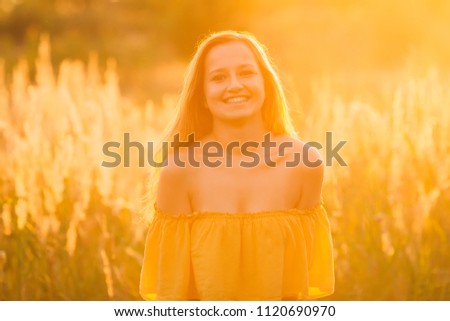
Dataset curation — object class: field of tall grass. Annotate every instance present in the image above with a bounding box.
[0,35,449,300]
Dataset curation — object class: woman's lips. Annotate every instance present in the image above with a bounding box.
[224,96,249,104]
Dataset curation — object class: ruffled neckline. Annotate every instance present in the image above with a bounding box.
[153,202,324,219]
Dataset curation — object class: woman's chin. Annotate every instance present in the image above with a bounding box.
[215,113,260,124]
[212,107,263,123]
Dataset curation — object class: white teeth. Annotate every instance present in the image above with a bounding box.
[225,96,248,103]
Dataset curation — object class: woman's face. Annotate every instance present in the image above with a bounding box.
[202,41,265,123]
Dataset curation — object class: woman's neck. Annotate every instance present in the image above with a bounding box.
[205,115,275,161]
[210,116,268,146]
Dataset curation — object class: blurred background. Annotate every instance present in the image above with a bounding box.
[0,0,449,300]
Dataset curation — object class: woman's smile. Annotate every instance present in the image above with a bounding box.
[223,95,250,105]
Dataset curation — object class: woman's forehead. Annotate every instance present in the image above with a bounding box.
[203,41,259,72]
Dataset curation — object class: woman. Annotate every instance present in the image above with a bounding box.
[140,30,334,300]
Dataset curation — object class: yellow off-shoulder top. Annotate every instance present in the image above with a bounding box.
[139,203,335,301]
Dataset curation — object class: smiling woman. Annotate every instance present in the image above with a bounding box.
[139,30,335,300]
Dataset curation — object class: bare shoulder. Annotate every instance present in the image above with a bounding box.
[155,149,193,214]
[275,134,324,209]
[274,134,323,167]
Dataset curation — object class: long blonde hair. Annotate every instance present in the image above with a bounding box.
[141,30,298,222]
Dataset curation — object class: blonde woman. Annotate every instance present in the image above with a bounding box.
[140,30,334,300]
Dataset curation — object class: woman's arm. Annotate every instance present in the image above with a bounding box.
[155,152,193,214]
[296,143,324,209]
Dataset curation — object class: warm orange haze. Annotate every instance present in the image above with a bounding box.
[0,0,450,300]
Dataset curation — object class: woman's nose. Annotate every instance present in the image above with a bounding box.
[227,74,244,91]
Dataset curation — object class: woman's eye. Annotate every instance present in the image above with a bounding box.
[211,74,225,81]
[240,70,256,76]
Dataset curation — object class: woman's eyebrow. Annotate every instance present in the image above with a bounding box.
[207,64,257,75]
[207,67,226,75]
[237,63,257,69]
